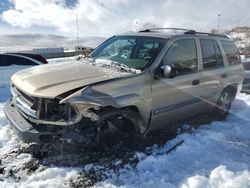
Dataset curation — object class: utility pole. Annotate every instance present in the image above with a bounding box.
[135,20,138,32]
[217,14,221,33]
[76,13,79,47]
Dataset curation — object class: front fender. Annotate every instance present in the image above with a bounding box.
[60,86,151,130]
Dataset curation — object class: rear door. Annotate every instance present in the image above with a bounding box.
[151,37,203,129]
[198,38,226,107]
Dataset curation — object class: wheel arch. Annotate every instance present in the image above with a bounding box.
[222,83,238,100]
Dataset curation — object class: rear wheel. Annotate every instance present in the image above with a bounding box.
[216,89,234,119]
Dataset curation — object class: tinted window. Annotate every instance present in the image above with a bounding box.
[200,39,224,69]
[0,55,39,66]
[8,53,48,64]
[213,41,224,66]
[162,39,198,75]
[5,55,38,66]
[221,41,241,66]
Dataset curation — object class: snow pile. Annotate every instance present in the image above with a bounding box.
[0,103,80,188]
[98,94,250,188]
[226,27,250,51]
[1,82,250,187]
[77,56,141,77]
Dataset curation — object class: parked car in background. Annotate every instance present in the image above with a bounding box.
[0,54,43,88]
[7,53,48,64]
[241,61,250,94]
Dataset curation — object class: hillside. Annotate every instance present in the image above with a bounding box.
[225,26,250,53]
[0,34,106,52]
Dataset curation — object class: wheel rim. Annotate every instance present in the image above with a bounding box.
[219,91,231,114]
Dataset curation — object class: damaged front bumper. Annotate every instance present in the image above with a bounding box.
[4,100,90,143]
[4,100,59,143]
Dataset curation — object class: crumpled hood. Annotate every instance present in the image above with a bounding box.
[11,60,120,98]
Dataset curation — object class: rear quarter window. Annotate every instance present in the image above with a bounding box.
[221,41,241,66]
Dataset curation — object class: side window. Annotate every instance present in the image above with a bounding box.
[162,39,198,75]
[1,55,38,66]
[221,41,241,66]
[201,39,224,69]
[213,41,224,67]
[200,39,216,69]
[16,57,38,65]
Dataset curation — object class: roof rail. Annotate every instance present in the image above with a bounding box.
[185,30,230,39]
[139,28,229,39]
[139,28,192,32]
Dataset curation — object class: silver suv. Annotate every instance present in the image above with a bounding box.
[4,28,244,144]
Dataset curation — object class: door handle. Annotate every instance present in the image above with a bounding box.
[192,79,200,85]
[221,73,227,78]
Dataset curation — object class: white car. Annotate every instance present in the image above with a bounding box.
[242,61,250,94]
[0,54,43,100]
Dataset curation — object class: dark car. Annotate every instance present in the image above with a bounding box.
[0,54,42,88]
[7,53,48,64]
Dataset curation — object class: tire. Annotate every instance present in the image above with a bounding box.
[95,109,143,146]
[216,89,234,119]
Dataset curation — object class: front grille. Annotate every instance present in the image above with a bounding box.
[11,84,38,119]
[16,87,36,104]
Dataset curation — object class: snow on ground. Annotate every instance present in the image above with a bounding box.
[0,103,81,188]
[0,90,250,187]
[0,56,250,187]
[100,94,250,188]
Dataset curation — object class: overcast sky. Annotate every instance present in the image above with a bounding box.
[0,0,250,37]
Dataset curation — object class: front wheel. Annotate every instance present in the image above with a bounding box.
[95,109,144,146]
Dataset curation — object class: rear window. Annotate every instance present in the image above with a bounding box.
[221,41,241,66]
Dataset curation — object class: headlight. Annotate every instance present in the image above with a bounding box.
[43,99,77,121]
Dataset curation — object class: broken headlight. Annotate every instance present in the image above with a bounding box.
[41,99,78,122]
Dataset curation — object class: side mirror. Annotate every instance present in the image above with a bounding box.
[160,65,176,78]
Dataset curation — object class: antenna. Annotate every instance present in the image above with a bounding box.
[76,13,79,47]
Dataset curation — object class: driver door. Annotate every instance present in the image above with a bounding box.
[151,38,203,129]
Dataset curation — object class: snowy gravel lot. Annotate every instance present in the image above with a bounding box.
[0,57,250,187]
[0,93,250,187]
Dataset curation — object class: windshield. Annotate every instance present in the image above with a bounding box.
[90,36,166,70]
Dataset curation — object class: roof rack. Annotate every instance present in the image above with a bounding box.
[139,28,229,39]
[139,28,192,33]
[184,30,230,39]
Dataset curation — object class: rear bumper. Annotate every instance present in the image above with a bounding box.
[4,100,59,143]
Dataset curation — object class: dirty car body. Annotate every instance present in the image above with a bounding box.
[4,30,244,143]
